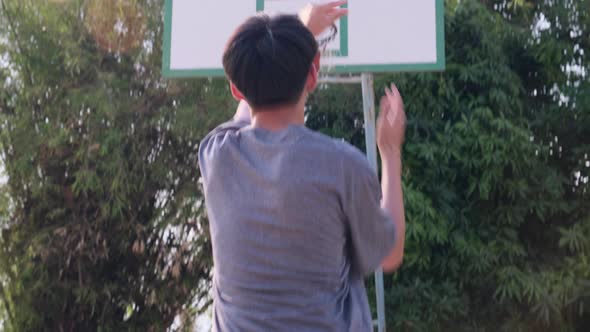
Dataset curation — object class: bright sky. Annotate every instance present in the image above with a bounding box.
[1,37,9,185]
[0,163,6,185]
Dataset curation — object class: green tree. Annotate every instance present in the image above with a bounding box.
[0,0,225,330]
[309,1,589,330]
[1,0,589,331]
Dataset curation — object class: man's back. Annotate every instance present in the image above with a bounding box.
[199,121,396,331]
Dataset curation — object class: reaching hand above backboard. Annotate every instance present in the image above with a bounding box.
[298,1,348,37]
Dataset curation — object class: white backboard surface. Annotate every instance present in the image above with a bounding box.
[163,0,445,77]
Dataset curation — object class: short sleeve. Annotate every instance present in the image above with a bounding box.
[198,119,249,181]
[342,148,396,276]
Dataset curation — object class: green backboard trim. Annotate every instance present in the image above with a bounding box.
[162,0,173,78]
[436,0,446,71]
[339,2,349,57]
[162,0,446,78]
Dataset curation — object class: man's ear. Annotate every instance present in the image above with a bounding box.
[305,53,321,93]
[229,82,245,101]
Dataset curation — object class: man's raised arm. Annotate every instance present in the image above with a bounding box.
[377,84,407,272]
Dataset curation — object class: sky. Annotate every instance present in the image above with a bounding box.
[1,37,6,185]
[0,163,5,185]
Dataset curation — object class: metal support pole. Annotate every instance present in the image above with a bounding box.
[361,73,386,332]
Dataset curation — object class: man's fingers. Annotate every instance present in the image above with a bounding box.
[385,86,395,101]
[386,84,404,108]
[390,83,401,98]
[389,83,407,125]
[387,109,397,126]
[379,95,396,127]
[323,0,347,9]
[379,96,389,113]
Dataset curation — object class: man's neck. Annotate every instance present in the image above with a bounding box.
[251,103,305,131]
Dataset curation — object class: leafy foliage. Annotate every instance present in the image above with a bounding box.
[0,0,230,330]
[0,0,589,331]
[309,1,590,331]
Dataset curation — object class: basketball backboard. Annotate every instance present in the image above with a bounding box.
[162,0,445,77]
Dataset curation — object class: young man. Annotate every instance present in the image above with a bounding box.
[198,2,406,331]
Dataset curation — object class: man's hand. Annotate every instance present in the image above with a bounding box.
[377,83,406,157]
[377,83,407,272]
[299,1,348,37]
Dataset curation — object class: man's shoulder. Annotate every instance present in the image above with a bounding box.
[202,119,249,142]
[199,120,248,153]
[198,119,249,179]
[301,128,372,172]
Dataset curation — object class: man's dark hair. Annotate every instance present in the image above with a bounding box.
[223,14,319,109]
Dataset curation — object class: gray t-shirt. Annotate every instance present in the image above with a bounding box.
[199,120,396,332]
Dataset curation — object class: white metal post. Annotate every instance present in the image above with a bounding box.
[361,73,386,332]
